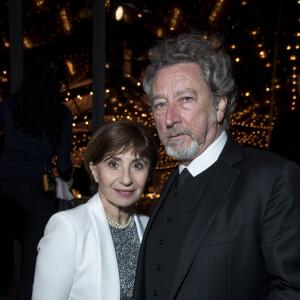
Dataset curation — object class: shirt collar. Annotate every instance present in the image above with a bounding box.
[179,131,227,177]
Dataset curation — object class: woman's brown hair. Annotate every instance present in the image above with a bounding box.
[84,120,158,184]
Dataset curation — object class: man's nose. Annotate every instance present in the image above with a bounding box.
[165,102,181,128]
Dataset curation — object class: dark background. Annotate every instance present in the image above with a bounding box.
[0,0,299,195]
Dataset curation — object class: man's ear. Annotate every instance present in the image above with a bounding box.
[89,162,98,183]
[216,96,227,123]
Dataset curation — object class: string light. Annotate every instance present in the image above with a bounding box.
[60,8,71,34]
[115,6,124,21]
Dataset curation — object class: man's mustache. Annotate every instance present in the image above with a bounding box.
[164,127,195,139]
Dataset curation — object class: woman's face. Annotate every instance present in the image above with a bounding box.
[89,149,150,214]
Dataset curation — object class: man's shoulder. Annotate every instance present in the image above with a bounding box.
[226,135,291,167]
[243,144,285,161]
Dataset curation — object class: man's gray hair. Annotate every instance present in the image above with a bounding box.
[143,32,237,130]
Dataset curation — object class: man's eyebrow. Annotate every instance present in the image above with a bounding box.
[151,89,196,102]
[151,95,166,102]
[176,88,197,96]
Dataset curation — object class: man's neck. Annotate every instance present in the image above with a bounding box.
[178,131,227,176]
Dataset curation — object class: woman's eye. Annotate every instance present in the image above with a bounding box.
[133,162,143,169]
[108,161,118,168]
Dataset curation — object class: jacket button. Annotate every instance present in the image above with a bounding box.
[173,191,178,197]
[156,264,161,270]
[153,290,159,296]
[158,239,164,245]
[167,217,172,222]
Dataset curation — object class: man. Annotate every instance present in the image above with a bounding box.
[133,32,300,299]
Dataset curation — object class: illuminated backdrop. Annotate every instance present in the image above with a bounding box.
[0,0,299,197]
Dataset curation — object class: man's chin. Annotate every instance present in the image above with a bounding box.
[165,140,199,161]
[166,136,188,149]
[166,147,193,161]
[165,141,185,154]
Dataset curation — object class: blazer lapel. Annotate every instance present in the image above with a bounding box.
[169,137,243,299]
[88,194,120,300]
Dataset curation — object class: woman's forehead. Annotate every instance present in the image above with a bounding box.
[104,147,143,159]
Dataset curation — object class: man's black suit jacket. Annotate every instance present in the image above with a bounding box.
[134,136,300,299]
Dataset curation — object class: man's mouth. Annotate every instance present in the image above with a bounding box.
[169,134,186,140]
[165,127,192,139]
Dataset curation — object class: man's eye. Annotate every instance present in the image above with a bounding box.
[154,102,166,110]
[182,97,192,102]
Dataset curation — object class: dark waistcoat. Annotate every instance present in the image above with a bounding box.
[144,164,215,299]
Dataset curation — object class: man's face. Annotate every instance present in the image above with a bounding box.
[151,62,226,165]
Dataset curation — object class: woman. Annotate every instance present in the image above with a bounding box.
[32,120,158,300]
[0,57,72,299]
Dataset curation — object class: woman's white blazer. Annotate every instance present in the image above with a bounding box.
[32,193,149,300]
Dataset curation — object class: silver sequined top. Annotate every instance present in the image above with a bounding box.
[109,221,140,300]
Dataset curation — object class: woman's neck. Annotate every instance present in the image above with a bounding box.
[104,205,133,226]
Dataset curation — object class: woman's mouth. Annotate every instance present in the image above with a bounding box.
[115,189,135,197]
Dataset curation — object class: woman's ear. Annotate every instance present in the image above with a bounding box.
[89,162,98,183]
[216,96,227,123]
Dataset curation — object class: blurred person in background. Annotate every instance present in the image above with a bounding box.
[32,120,158,300]
[0,57,73,300]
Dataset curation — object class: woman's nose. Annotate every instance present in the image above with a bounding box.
[119,169,133,186]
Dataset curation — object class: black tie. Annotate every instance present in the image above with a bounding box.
[178,168,192,188]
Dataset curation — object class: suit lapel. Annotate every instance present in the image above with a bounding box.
[169,137,243,299]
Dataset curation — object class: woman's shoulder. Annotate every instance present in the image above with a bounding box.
[53,194,102,226]
[50,201,93,230]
